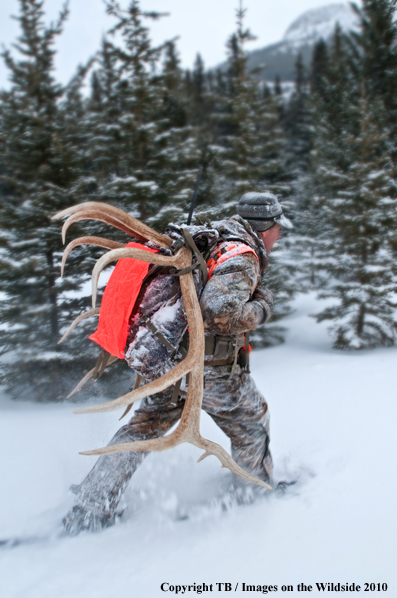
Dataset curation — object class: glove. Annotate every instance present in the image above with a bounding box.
[252,285,274,323]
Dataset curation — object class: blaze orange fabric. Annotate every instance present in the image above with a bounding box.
[242,344,253,354]
[89,242,158,359]
[207,241,258,280]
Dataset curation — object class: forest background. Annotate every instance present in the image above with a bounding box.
[1,0,397,402]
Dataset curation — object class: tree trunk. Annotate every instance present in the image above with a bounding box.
[310,244,315,286]
[357,303,365,337]
[46,249,59,337]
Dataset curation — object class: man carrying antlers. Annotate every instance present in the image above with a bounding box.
[63,192,292,535]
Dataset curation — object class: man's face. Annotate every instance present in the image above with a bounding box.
[259,223,281,254]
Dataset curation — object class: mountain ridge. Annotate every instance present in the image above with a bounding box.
[217,3,360,82]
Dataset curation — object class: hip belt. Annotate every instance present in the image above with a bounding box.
[204,333,250,371]
[171,332,251,406]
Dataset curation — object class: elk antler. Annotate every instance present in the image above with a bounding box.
[74,248,204,414]
[60,210,149,245]
[55,203,272,490]
[58,307,101,345]
[67,354,119,399]
[61,236,124,276]
[52,201,173,249]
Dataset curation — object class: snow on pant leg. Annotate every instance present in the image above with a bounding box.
[63,388,184,533]
[202,365,273,484]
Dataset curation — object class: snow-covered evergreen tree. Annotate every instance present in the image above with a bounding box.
[308,25,360,292]
[283,52,318,293]
[82,1,200,230]
[314,24,359,179]
[0,0,96,399]
[284,54,312,176]
[212,7,288,209]
[187,53,208,128]
[203,3,294,346]
[350,0,397,156]
[309,10,397,348]
[315,94,397,348]
[310,38,329,96]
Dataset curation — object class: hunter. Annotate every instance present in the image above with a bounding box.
[63,191,293,535]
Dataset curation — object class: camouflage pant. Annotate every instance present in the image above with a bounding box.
[63,365,272,534]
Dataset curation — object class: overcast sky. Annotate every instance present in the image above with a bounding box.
[0,0,351,89]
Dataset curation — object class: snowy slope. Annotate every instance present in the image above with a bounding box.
[0,293,396,598]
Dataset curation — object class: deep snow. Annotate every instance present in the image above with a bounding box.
[0,293,396,598]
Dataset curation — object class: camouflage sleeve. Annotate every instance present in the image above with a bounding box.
[200,253,274,336]
[124,294,187,380]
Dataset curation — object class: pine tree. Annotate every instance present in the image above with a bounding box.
[82,1,200,229]
[274,75,282,97]
[350,0,397,138]
[209,3,289,211]
[185,53,207,127]
[162,40,187,129]
[315,24,359,177]
[284,53,312,175]
[315,94,397,348]
[203,2,294,345]
[0,0,95,400]
[309,12,397,348]
[282,54,315,292]
[308,25,359,293]
[310,38,329,96]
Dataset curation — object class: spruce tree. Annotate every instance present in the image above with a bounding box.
[282,54,316,292]
[315,94,397,348]
[284,53,312,176]
[310,38,329,96]
[83,1,199,229]
[162,40,187,129]
[310,15,397,348]
[209,4,289,210]
[0,0,95,400]
[204,3,294,345]
[190,54,206,126]
[308,25,360,294]
[350,0,397,138]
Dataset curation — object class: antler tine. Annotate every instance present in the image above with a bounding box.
[78,265,203,414]
[61,236,124,277]
[58,307,100,345]
[91,246,187,309]
[67,355,119,399]
[52,201,173,249]
[193,438,273,490]
[75,247,197,414]
[61,210,147,245]
[81,437,272,490]
[74,368,189,414]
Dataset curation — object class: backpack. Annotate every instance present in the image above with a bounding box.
[53,201,271,491]
[61,218,257,396]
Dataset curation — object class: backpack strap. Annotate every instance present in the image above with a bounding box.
[206,241,259,281]
[181,227,208,286]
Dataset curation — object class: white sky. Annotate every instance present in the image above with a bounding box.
[0,0,349,89]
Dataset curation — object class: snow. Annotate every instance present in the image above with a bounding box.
[0,292,396,597]
[283,3,359,44]
[61,268,114,300]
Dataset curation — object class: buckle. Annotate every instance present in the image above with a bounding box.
[170,238,185,254]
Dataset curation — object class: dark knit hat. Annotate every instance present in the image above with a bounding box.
[237,192,293,232]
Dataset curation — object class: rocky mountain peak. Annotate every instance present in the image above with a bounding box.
[283,3,359,45]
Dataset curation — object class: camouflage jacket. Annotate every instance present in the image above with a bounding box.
[124,216,274,379]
